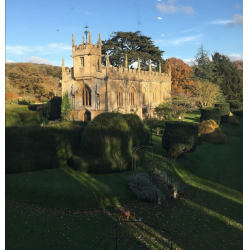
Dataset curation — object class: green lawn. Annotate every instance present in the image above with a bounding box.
[5,113,243,250]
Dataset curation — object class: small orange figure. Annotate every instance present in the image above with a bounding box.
[118,211,135,221]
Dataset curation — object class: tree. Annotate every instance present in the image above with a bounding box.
[211,52,243,102]
[164,57,194,96]
[101,31,164,70]
[61,91,71,121]
[191,80,224,108]
[192,45,214,82]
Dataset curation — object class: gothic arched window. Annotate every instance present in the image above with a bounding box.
[117,86,124,107]
[142,86,148,105]
[82,85,91,106]
[152,87,157,104]
[129,86,136,106]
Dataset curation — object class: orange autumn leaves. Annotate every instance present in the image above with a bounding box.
[164,57,194,96]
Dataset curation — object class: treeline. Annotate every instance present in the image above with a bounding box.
[5,63,63,99]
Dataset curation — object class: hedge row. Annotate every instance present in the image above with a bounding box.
[5,121,88,174]
[200,107,221,125]
[5,111,43,127]
[214,103,230,123]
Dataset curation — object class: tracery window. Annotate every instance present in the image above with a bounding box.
[82,85,91,106]
[129,86,136,106]
[117,86,124,107]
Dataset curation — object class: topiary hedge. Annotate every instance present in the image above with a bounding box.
[199,120,226,144]
[122,114,150,146]
[227,100,243,116]
[46,97,62,120]
[214,103,230,123]
[81,113,133,173]
[5,121,88,174]
[5,112,23,127]
[200,107,221,125]
[162,121,199,158]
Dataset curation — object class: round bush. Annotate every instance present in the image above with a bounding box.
[200,107,221,125]
[199,120,226,144]
[81,113,133,173]
[162,121,199,158]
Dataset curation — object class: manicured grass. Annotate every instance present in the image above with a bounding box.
[5,113,243,249]
[5,104,29,112]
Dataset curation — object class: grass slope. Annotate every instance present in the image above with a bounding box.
[5,113,243,250]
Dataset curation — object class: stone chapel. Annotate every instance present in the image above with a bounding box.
[61,30,171,121]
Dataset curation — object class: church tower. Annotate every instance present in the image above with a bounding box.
[70,30,102,80]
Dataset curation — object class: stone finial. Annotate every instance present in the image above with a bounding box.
[106,52,109,67]
[169,64,171,77]
[62,57,65,70]
[149,59,152,72]
[72,33,75,46]
[125,53,128,68]
[89,30,92,43]
[138,57,140,74]
[159,61,161,74]
[82,36,85,44]
[98,33,101,48]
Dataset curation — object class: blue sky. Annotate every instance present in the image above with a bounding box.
[5,0,244,68]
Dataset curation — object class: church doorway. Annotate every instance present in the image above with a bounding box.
[84,110,91,121]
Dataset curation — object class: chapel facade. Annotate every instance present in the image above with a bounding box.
[61,30,171,121]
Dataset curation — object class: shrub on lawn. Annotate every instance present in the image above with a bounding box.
[199,119,226,144]
[5,112,23,127]
[122,114,150,146]
[214,103,230,123]
[162,121,199,158]
[18,111,43,127]
[227,100,243,116]
[28,103,46,112]
[200,107,221,125]
[127,168,181,203]
[81,113,133,173]
[46,97,62,120]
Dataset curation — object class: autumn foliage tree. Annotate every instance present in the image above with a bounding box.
[164,57,194,96]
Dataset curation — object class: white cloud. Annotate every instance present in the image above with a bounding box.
[5,60,15,63]
[233,14,243,25]
[209,14,243,27]
[157,17,162,19]
[183,58,196,66]
[26,57,52,64]
[156,0,194,15]
[6,43,71,56]
[227,53,243,61]
[209,20,232,25]
[180,27,198,33]
[154,34,202,46]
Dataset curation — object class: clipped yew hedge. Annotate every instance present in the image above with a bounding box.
[80,113,148,173]
[200,107,221,125]
[46,97,62,120]
[122,114,150,146]
[5,121,88,174]
[162,121,199,158]
[214,103,230,123]
[227,100,243,116]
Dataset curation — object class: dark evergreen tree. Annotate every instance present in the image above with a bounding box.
[192,45,214,82]
[101,31,164,70]
[61,91,71,121]
[212,52,243,102]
